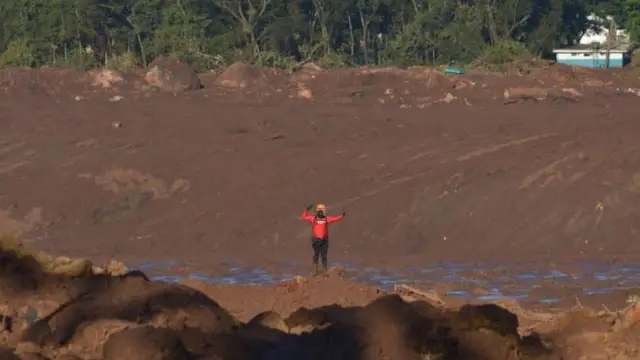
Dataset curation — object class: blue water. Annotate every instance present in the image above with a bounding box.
[132,259,640,304]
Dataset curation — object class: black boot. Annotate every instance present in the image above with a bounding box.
[322,261,328,276]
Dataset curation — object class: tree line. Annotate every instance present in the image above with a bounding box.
[0,0,637,71]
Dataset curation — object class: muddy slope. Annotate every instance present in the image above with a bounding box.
[1,65,640,265]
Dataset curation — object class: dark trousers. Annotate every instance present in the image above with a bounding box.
[312,237,329,269]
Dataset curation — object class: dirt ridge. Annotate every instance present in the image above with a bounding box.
[0,244,638,360]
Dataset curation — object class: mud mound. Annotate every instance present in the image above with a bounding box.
[145,56,202,92]
[214,62,272,89]
[0,236,126,292]
[103,326,191,360]
[253,294,550,360]
[22,274,237,346]
[0,245,237,358]
[1,243,640,359]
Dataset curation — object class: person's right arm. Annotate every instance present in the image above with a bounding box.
[301,205,314,223]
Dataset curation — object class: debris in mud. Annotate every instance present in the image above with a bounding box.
[302,62,322,72]
[561,88,582,97]
[215,62,270,89]
[503,86,579,104]
[437,93,457,104]
[503,87,548,101]
[394,284,446,307]
[621,88,640,96]
[296,84,313,99]
[87,69,124,89]
[144,56,202,92]
[92,259,129,276]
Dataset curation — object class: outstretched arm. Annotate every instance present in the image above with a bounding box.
[326,213,346,224]
[301,205,315,223]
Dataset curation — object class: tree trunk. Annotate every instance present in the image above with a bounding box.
[137,32,147,67]
[348,13,355,58]
[250,29,260,61]
[359,9,369,65]
[312,0,331,54]
[485,4,498,45]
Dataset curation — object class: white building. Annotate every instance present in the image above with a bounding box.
[552,14,632,68]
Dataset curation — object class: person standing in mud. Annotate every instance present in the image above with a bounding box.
[301,204,346,276]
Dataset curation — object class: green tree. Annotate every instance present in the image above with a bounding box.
[0,0,609,70]
[625,0,640,41]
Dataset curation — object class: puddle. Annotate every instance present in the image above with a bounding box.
[539,298,562,304]
[132,259,640,305]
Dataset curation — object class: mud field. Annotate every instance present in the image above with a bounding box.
[1,60,640,358]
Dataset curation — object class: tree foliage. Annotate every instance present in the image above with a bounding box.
[0,0,637,70]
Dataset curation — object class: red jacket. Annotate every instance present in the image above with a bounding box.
[302,209,344,239]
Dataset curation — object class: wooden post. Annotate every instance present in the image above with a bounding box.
[605,17,618,69]
[591,42,600,68]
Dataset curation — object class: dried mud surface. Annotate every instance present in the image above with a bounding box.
[1,63,640,265]
[2,62,640,358]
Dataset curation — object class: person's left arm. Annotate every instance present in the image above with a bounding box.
[326,212,346,224]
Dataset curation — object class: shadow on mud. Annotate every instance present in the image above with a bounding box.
[0,249,559,360]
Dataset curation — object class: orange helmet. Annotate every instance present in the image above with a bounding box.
[315,204,327,213]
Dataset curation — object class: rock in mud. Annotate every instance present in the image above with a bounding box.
[46,257,93,278]
[296,85,313,99]
[247,311,288,332]
[285,307,331,331]
[144,57,201,92]
[21,274,237,347]
[103,326,191,360]
[454,304,520,344]
[150,305,238,333]
[214,62,264,89]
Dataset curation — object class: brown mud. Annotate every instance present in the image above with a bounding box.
[0,242,639,360]
[1,62,640,265]
[2,60,640,358]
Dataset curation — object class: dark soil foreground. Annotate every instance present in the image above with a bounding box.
[0,243,640,360]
